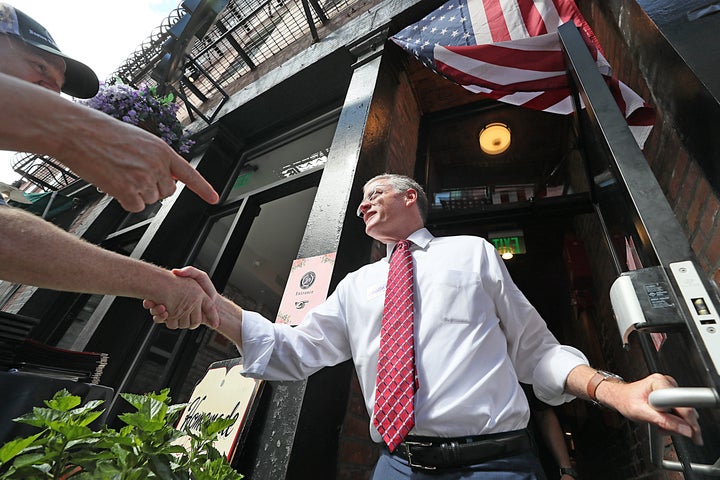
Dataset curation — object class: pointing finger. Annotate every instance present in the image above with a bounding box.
[170,158,219,205]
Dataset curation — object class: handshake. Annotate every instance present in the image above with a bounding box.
[143,266,225,331]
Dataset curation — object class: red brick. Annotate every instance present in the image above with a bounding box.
[699,256,711,276]
[706,232,720,267]
[657,132,681,193]
[338,438,380,466]
[687,178,710,232]
[700,194,720,237]
[691,231,707,261]
[643,131,660,166]
[668,149,690,203]
[342,412,371,439]
[346,393,369,417]
[676,162,700,219]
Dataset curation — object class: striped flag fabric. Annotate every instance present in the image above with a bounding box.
[391,0,654,146]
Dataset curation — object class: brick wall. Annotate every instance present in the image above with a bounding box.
[580,0,720,286]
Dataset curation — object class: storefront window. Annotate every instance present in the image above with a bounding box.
[226,121,336,202]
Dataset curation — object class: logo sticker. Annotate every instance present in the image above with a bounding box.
[300,271,316,289]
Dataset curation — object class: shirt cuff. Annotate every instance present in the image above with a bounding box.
[532,345,589,405]
[239,311,276,378]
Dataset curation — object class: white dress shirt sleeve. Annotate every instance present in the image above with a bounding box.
[482,241,588,406]
[239,283,354,381]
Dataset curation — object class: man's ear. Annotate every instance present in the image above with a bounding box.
[404,188,418,207]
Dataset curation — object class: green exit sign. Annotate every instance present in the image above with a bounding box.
[488,230,526,255]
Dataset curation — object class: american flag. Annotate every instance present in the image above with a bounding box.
[391,0,653,146]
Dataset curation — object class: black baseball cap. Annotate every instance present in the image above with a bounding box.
[0,3,99,98]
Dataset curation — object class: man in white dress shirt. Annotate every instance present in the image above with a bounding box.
[147,173,701,479]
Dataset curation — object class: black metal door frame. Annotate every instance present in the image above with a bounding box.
[558,22,720,477]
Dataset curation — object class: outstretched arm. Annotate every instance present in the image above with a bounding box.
[0,72,219,212]
[0,207,218,329]
[565,365,702,444]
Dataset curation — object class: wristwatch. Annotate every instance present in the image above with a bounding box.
[587,370,625,404]
[560,466,578,478]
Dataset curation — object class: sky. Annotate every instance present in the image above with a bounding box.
[0,0,180,185]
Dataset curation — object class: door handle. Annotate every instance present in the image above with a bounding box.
[648,387,720,476]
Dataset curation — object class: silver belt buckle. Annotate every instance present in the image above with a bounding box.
[403,441,437,471]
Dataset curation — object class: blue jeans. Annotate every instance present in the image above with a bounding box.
[371,450,548,480]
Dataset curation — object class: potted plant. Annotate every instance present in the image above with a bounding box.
[80,83,194,155]
[0,389,243,479]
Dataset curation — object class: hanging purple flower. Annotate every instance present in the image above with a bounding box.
[80,83,195,155]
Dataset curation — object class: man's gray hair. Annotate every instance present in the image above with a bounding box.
[364,173,429,222]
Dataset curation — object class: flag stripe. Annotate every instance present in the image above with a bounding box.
[483,0,512,41]
[518,0,547,37]
[442,43,566,72]
[436,53,569,92]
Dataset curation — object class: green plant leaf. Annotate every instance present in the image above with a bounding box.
[202,417,236,438]
[10,451,46,469]
[0,433,41,464]
[45,389,82,411]
[15,406,65,427]
[56,424,95,439]
[117,412,166,432]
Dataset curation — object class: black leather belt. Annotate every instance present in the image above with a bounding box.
[393,429,532,471]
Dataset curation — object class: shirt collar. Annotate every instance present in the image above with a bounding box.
[384,227,433,260]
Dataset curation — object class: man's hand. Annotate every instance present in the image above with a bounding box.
[144,266,220,329]
[0,74,219,213]
[59,111,219,212]
[147,270,220,330]
[568,366,702,445]
[602,373,703,445]
[565,365,702,445]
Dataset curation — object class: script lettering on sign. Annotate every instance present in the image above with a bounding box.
[175,359,263,461]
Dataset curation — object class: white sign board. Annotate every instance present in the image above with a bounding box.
[175,359,263,461]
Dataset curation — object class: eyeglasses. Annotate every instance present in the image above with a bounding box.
[356,184,389,218]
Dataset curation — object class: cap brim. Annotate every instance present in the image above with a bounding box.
[31,43,99,99]
[62,56,100,99]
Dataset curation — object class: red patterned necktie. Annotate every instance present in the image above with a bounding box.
[373,239,415,452]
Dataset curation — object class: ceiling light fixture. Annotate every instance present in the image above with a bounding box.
[479,122,511,155]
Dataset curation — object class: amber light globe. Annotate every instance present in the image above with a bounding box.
[479,123,511,155]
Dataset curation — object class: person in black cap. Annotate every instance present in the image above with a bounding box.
[0,3,221,330]
[0,2,99,98]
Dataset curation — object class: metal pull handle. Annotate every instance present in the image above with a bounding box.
[648,387,720,476]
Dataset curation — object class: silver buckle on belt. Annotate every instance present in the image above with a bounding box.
[403,441,437,471]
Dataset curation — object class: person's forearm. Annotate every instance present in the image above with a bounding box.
[0,207,171,299]
[564,365,601,402]
[565,364,702,444]
[0,73,87,157]
[535,409,572,468]
[214,295,244,345]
